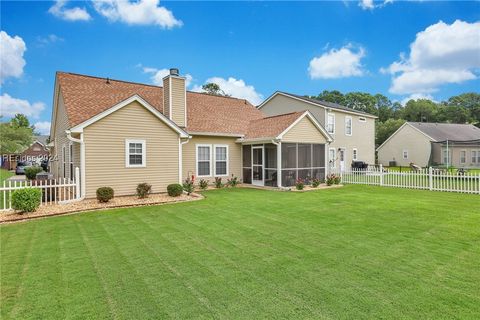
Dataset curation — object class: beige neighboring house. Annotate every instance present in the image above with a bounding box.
[258,92,377,171]
[49,70,333,198]
[377,122,480,168]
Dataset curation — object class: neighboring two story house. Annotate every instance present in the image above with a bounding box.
[258,92,377,171]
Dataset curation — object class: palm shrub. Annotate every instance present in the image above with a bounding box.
[136,183,152,199]
[214,177,223,188]
[25,166,43,180]
[167,184,183,197]
[183,176,195,195]
[96,187,114,202]
[12,188,41,213]
[199,179,208,190]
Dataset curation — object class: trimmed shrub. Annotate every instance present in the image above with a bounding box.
[227,175,239,188]
[183,177,195,195]
[167,184,183,197]
[25,166,43,180]
[199,179,209,190]
[214,177,223,189]
[136,183,152,199]
[325,174,340,186]
[12,188,41,213]
[96,187,114,203]
[295,178,305,190]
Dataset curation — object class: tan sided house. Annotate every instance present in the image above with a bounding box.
[377,122,480,168]
[258,92,377,171]
[49,70,333,198]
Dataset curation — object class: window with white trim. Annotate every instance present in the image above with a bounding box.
[329,148,336,168]
[327,113,335,134]
[126,139,146,167]
[69,143,74,180]
[352,148,358,161]
[214,145,228,176]
[345,116,352,136]
[472,151,477,163]
[460,150,466,164]
[442,148,451,165]
[403,149,408,160]
[197,145,211,176]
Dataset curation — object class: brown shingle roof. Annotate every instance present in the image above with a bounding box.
[56,72,265,135]
[244,111,305,139]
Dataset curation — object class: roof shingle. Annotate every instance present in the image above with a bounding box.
[408,122,480,142]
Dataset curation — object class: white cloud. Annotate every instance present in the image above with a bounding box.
[308,44,366,79]
[359,0,393,10]
[34,121,51,135]
[36,34,64,46]
[143,67,193,87]
[48,0,91,21]
[383,20,480,95]
[93,0,182,28]
[400,93,435,106]
[0,31,26,84]
[193,77,264,105]
[0,93,46,119]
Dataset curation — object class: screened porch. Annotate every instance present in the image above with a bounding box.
[242,143,326,187]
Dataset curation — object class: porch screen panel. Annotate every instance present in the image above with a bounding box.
[264,144,277,187]
[281,143,326,187]
[242,145,252,184]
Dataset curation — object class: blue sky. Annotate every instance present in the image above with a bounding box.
[1,0,479,134]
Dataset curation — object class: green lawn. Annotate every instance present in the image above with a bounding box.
[1,186,479,319]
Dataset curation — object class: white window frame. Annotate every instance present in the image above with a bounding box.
[327,113,335,134]
[196,144,212,177]
[125,139,146,168]
[345,116,352,136]
[359,117,366,122]
[214,144,229,177]
[403,149,408,160]
[442,148,451,165]
[477,150,480,164]
[460,150,466,164]
[69,142,74,180]
[472,150,477,163]
[352,148,358,161]
[329,148,336,168]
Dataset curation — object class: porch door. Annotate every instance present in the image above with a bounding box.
[252,146,264,186]
[339,148,346,171]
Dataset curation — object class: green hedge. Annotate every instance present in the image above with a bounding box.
[167,184,183,197]
[12,188,41,213]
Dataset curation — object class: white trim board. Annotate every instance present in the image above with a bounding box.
[69,95,189,138]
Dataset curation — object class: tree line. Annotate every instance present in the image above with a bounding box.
[307,91,480,146]
[0,114,36,154]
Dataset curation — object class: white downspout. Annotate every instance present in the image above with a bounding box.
[66,130,85,200]
[179,136,191,183]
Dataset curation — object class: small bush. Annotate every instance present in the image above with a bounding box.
[227,175,239,188]
[325,174,340,186]
[12,188,41,213]
[183,176,195,195]
[25,166,43,180]
[96,187,114,203]
[311,178,321,188]
[214,177,223,189]
[136,183,152,199]
[295,178,305,190]
[199,179,209,190]
[167,184,183,197]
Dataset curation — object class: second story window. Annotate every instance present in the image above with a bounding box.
[345,116,352,136]
[327,113,335,134]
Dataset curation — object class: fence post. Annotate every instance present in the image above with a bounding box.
[75,167,81,199]
[379,164,384,186]
[428,167,433,191]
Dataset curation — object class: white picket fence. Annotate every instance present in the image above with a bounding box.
[0,168,81,211]
[331,166,480,194]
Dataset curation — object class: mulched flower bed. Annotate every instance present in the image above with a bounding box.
[289,184,343,192]
[0,192,203,224]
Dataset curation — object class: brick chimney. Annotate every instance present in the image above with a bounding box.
[163,68,187,127]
